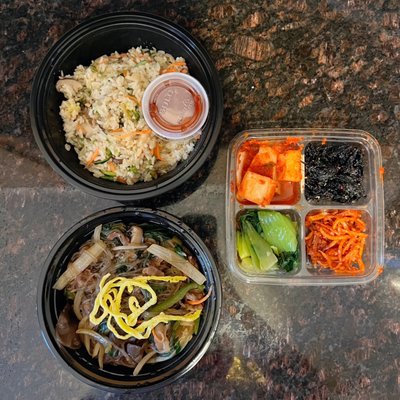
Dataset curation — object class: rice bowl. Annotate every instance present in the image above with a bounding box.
[31,11,223,201]
[37,206,222,391]
[57,47,195,184]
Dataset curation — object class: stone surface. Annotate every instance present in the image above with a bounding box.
[1,1,399,399]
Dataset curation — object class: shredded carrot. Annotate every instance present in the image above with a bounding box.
[319,250,332,268]
[114,133,132,140]
[161,67,177,74]
[307,212,328,223]
[108,162,117,173]
[160,61,187,74]
[171,61,186,66]
[377,265,384,276]
[109,53,127,59]
[305,210,368,274]
[110,128,124,133]
[135,129,151,134]
[116,176,127,184]
[321,137,327,145]
[153,143,162,160]
[76,123,84,133]
[86,149,100,166]
[113,129,152,139]
[127,94,139,103]
[186,287,212,305]
[305,231,313,241]
[333,217,356,230]
[115,133,132,140]
[319,228,350,241]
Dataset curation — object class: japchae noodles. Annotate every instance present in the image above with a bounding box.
[54,222,210,376]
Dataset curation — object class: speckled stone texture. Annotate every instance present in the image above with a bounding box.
[1,1,399,399]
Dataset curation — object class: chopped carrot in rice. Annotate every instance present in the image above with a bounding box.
[86,149,100,167]
[108,162,117,173]
[111,129,152,139]
[153,143,162,160]
[127,94,139,103]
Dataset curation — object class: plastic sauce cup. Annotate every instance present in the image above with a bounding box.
[142,73,209,140]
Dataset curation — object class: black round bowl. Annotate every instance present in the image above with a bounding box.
[30,12,223,201]
[37,207,222,392]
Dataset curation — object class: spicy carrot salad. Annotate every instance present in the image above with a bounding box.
[305,210,368,274]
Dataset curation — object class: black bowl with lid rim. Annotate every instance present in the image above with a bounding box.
[30,12,223,201]
[37,206,222,392]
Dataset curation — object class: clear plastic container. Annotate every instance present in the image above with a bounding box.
[226,129,384,286]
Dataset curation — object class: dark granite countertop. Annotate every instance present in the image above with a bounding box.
[1,1,399,399]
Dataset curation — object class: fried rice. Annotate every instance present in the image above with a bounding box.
[57,47,195,184]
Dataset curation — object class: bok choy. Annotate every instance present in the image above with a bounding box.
[236,210,299,273]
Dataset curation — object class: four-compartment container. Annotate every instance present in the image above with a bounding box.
[226,129,384,285]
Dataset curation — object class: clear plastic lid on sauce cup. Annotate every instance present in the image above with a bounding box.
[142,72,209,140]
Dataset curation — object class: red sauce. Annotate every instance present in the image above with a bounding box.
[271,182,301,205]
[236,183,300,206]
[149,79,203,134]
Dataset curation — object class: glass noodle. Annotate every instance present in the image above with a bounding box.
[54,222,209,376]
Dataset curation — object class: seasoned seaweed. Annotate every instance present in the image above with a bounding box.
[305,143,366,203]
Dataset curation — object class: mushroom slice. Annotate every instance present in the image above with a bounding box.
[56,78,83,98]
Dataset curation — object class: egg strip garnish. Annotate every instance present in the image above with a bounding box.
[89,274,201,340]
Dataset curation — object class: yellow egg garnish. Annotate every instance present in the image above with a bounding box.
[89,274,201,340]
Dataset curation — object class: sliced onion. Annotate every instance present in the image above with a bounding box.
[130,226,143,244]
[73,289,84,320]
[98,345,105,369]
[146,244,206,285]
[112,245,148,251]
[77,317,91,354]
[84,333,91,355]
[76,329,111,347]
[152,324,170,354]
[53,241,107,290]
[103,247,114,261]
[92,342,100,358]
[147,352,176,364]
[133,350,156,376]
[76,329,131,360]
[93,224,102,242]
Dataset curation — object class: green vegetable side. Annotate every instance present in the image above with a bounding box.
[236,210,299,273]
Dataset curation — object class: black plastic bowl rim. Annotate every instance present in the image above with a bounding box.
[37,206,222,392]
[30,12,223,201]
